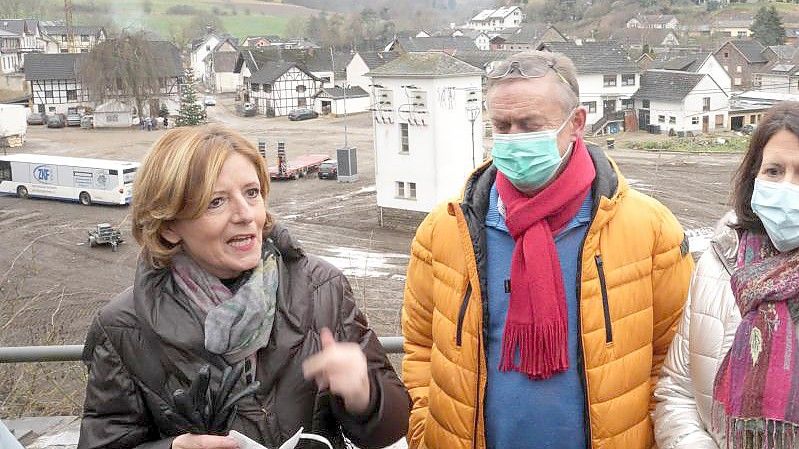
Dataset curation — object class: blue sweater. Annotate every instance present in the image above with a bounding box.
[484,182,593,449]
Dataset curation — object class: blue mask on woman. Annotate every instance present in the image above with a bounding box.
[491,114,572,191]
[751,179,799,252]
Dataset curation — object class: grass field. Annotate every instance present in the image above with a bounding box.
[62,0,317,38]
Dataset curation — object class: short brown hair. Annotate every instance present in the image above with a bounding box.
[132,125,273,268]
[486,50,580,114]
[732,101,799,232]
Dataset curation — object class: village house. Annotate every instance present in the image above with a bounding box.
[40,24,105,53]
[496,24,568,51]
[203,39,240,93]
[366,52,484,230]
[241,35,282,48]
[384,36,477,54]
[464,6,523,32]
[755,47,799,95]
[713,19,753,38]
[0,19,45,71]
[244,62,321,117]
[190,34,237,81]
[713,39,769,90]
[625,14,680,30]
[611,28,680,53]
[303,51,350,88]
[785,27,799,46]
[313,86,370,116]
[649,52,732,95]
[538,40,641,134]
[633,69,729,134]
[346,51,400,90]
[24,41,182,116]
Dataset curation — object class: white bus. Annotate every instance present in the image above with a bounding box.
[0,154,139,205]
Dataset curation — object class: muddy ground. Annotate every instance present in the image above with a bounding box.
[0,96,741,417]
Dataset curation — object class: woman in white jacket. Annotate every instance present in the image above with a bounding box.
[654,102,799,449]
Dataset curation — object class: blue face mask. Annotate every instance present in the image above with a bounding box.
[491,113,573,191]
[751,179,799,252]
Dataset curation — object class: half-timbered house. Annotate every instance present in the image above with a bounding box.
[247,62,321,117]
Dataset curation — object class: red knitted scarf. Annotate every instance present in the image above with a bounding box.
[495,138,595,379]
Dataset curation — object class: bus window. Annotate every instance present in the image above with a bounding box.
[0,161,10,181]
[123,168,137,184]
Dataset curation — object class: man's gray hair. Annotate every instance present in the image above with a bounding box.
[486,50,580,113]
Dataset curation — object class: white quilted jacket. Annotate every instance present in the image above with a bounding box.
[653,216,742,449]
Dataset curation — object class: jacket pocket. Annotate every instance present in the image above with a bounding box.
[455,283,472,347]
[595,255,613,344]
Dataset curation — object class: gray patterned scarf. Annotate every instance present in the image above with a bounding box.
[171,248,278,364]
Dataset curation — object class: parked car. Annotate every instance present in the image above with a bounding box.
[318,160,338,180]
[81,114,94,129]
[27,112,45,125]
[46,114,65,128]
[288,108,318,121]
[740,124,756,135]
[204,96,217,106]
[66,113,82,127]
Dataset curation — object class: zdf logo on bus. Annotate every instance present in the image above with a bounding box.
[33,165,55,184]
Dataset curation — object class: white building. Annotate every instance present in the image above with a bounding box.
[651,53,732,96]
[39,25,106,53]
[625,14,679,30]
[313,86,371,115]
[466,6,523,32]
[367,52,484,224]
[539,41,641,133]
[245,62,321,117]
[93,99,135,128]
[634,70,729,134]
[191,34,237,81]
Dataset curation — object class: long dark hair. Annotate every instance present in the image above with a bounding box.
[733,102,799,232]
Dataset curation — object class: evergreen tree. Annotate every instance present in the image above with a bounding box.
[176,70,204,127]
[752,5,785,46]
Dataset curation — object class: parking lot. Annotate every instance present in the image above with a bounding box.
[0,96,742,417]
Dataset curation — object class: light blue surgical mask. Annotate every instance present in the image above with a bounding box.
[751,178,799,252]
[491,113,573,191]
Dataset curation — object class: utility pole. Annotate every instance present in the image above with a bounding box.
[64,0,77,53]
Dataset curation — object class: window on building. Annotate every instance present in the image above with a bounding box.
[61,35,67,42]
[737,31,747,38]
[642,99,650,109]
[621,98,634,109]
[658,115,665,123]
[409,182,417,200]
[48,106,55,112]
[44,90,53,99]
[251,83,260,92]
[81,35,89,42]
[66,90,77,101]
[321,77,331,84]
[603,75,617,87]
[582,101,597,113]
[703,97,710,112]
[621,74,636,86]
[724,52,729,58]
[692,117,699,125]
[261,84,270,93]
[60,49,68,53]
[400,123,409,154]
[734,78,742,86]
[669,116,676,124]
[296,84,306,93]
[396,181,405,198]
[736,65,742,73]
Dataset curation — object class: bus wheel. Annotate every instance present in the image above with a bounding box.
[16,186,28,199]
[79,192,92,206]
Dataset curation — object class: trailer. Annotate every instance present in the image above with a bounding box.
[0,105,27,148]
[267,141,329,180]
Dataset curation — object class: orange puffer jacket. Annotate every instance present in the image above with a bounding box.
[402,147,694,449]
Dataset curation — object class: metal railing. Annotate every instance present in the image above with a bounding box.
[0,337,405,364]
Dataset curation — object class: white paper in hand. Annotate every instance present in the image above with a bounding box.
[228,428,333,449]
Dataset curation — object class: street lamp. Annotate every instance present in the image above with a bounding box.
[466,92,481,169]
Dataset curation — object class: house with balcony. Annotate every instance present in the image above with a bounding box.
[626,14,679,29]
[366,52,484,230]
[40,25,106,53]
[633,70,729,134]
[538,40,641,134]
[465,6,523,32]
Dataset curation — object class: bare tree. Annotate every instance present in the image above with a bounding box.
[80,31,169,119]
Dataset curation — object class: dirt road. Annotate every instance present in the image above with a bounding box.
[0,98,741,416]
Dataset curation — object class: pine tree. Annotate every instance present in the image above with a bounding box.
[176,69,205,127]
[752,5,785,46]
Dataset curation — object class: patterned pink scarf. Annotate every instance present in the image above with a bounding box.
[713,231,799,448]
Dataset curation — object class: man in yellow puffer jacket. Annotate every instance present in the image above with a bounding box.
[401,51,694,449]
